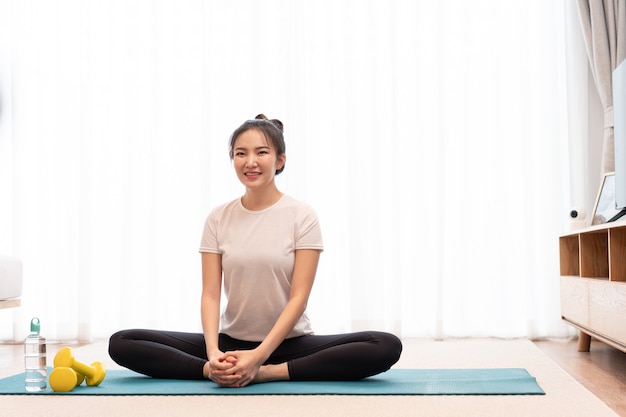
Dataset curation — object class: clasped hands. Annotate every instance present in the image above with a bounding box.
[207,349,264,388]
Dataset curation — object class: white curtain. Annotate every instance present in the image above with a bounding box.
[0,0,588,342]
[576,0,626,174]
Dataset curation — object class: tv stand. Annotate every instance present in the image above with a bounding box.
[560,221,626,352]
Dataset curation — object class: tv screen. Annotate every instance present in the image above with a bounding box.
[613,59,626,211]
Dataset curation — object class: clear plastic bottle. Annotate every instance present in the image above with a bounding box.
[24,317,47,392]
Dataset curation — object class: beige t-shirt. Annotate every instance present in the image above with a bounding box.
[199,194,324,341]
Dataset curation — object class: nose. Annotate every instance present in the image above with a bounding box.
[245,154,257,167]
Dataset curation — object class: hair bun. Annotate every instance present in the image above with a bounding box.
[269,118,283,132]
[255,114,283,132]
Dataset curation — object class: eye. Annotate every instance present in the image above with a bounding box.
[258,150,269,155]
[235,151,245,157]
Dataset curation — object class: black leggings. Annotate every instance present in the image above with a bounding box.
[108,329,402,381]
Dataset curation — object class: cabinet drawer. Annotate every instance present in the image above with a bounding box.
[560,276,589,327]
[589,280,626,344]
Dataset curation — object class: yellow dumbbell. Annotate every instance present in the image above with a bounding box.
[53,346,106,386]
[49,367,84,392]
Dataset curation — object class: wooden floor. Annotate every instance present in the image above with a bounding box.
[533,338,626,417]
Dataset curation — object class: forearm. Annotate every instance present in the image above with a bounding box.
[254,296,308,362]
[200,252,223,359]
[201,294,222,358]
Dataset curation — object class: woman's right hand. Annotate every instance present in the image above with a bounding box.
[205,352,243,387]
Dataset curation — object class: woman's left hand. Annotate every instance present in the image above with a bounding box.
[217,349,264,388]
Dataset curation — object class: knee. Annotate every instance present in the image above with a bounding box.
[108,329,127,346]
[108,329,133,362]
[376,332,403,366]
[388,333,403,363]
[108,330,122,358]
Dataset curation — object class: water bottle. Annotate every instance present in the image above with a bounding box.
[24,317,47,392]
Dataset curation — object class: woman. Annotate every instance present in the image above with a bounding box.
[108,114,402,387]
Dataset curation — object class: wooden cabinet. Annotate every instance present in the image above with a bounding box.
[560,221,626,352]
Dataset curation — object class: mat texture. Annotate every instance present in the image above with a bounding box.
[0,368,544,396]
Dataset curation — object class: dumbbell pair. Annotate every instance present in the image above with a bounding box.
[49,346,106,392]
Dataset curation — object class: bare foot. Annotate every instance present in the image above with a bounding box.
[253,363,290,384]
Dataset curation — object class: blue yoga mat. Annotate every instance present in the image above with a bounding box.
[0,368,544,396]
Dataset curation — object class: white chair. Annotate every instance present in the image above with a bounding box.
[0,255,22,308]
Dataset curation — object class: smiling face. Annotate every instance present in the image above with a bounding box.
[232,128,286,191]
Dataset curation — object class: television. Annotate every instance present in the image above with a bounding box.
[611,58,626,221]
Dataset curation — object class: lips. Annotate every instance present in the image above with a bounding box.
[245,171,261,178]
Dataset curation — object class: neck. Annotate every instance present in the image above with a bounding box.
[242,187,283,211]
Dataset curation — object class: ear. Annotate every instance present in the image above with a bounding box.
[276,154,286,170]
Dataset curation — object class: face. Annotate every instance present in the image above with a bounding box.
[232,129,285,190]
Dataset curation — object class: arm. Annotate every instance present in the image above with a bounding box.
[200,252,222,359]
[221,249,321,386]
[256,248,321,359]
[201,252,239,385]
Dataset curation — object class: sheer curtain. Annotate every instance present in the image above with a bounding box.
[576,0,626,174]
[0,0,587,342]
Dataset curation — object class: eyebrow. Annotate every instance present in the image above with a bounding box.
[234,145,271,152]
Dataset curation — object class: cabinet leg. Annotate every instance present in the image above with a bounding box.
[577,331,591,352]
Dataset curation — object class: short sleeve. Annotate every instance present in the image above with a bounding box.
[199,209,221,253]
[295,206,324,251]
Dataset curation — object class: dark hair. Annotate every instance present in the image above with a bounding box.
[228,114,286,175]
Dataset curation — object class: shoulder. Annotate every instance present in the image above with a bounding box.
[278,195,322,231]
[279,194,316,212]
[207,198,240,219]
[279,195,323,248]
[277,195,319,220]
